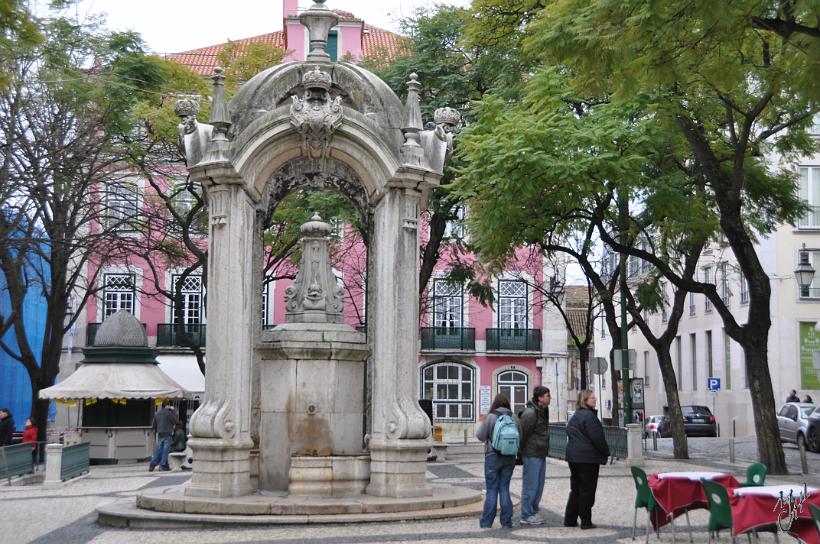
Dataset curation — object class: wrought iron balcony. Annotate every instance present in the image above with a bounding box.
[156,323,206,348]
[798,206,820,229]
[485,328,541,352]
[420,327,475,351]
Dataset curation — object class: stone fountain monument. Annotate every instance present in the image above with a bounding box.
[98,0,481,525]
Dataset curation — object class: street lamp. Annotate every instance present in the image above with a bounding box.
[794,244,816,295]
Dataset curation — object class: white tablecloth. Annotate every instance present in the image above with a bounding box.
[656,471,726,481]
[733,484,817,498]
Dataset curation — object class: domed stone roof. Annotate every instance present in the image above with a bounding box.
[94,310,148,347]
[229,62,405,158]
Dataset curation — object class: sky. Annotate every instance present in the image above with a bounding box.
[74,0,472,55]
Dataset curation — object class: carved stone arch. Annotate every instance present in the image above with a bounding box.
[233,116,400,203]
[262,156,371,239]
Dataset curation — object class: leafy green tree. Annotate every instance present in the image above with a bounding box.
[0,11,176,441]
[460,0,818,472]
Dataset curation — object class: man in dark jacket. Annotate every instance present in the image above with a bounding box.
[148,401,178,471]
[518,386,551,526]
[0,408,14,446]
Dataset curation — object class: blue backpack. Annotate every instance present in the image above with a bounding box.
[491,410,520,456]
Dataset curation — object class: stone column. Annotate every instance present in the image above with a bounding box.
[366,181,432,498]
[185,177,256,498]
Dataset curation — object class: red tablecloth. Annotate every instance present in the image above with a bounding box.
[648,472,740,528]
[729,486,820,544]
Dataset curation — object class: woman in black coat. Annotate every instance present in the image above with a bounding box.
[563,390,610,530]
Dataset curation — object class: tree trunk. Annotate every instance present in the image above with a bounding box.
[744,333,787,473]
[656,348,689,459]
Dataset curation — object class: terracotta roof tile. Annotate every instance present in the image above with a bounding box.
[164,12,405,77]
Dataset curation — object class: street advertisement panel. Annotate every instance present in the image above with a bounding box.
[799,322,820,389]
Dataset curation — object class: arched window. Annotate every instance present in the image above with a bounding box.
[497,370,528,415]
[420,362,474,421]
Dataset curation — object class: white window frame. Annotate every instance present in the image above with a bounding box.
[105,178,142,232]
[420,361,475,422]
[497,369,529,415]
[497,279,528,330]
[102,273,136,318]
[703,266,713,313]
[798,166,820,229]
[169,273,205,325]
[431,278,464,329]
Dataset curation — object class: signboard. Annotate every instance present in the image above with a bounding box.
[479,385,491,416]
[590,357,608,375]
[799,322,820,389]
[631,378,644,408]
[707,377,721,391]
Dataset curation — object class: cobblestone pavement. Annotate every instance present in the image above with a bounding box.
[2,449,817,544]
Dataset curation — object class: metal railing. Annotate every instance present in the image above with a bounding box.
[0,443,34,484]
[61,442,90,481]
[603,426,628,459]
[420,327,476,350]
[485,328,541,351]
[547,423,628,461]
[547,423,567,460]
[156,323,206,347]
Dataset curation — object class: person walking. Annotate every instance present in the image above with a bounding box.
[0,408,15,446]
[476,393,519,529]
[518,386,551,526]
[786,390,800,402]
[149,400,178,472]
[563,389,610,530]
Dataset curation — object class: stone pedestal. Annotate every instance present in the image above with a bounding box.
[257,323,369,492]
[366,438,431,498]
[626,423,644,466]
[288,455,370,497]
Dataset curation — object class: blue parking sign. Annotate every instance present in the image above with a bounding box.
[707,377,721,391]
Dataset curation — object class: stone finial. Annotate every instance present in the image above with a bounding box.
[400,73,424,165]
[284,213,344,324]
[209,67,231,138]
[300,0,340,62]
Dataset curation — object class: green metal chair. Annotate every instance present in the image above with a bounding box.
[739,463,767,487]
[702,479,752,544]
[810,503,820,540]
[631,466,687,543]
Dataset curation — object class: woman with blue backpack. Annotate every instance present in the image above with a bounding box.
[476,393,521,529]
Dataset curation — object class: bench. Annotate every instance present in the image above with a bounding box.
[168,451,187,471]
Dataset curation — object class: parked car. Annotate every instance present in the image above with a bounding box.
[645,415,667,437]
[680,405,717,437]
[777,402,816,450]
[806,405,820,453]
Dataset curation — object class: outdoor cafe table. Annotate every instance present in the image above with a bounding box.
[730,484,820,544]
[648,471,741,528]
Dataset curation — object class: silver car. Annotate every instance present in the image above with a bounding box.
[776,402,816,449]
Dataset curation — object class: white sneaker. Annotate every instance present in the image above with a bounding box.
[520,515,544,526]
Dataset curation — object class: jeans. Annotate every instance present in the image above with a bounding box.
[564,462,601,526]
[520,456,546,518]
[480,452,516,528]
[150,435,173,469]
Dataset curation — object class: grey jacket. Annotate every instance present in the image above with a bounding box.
[476,407,520,456]
[519,401,550,458]
[152,408,178,437]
